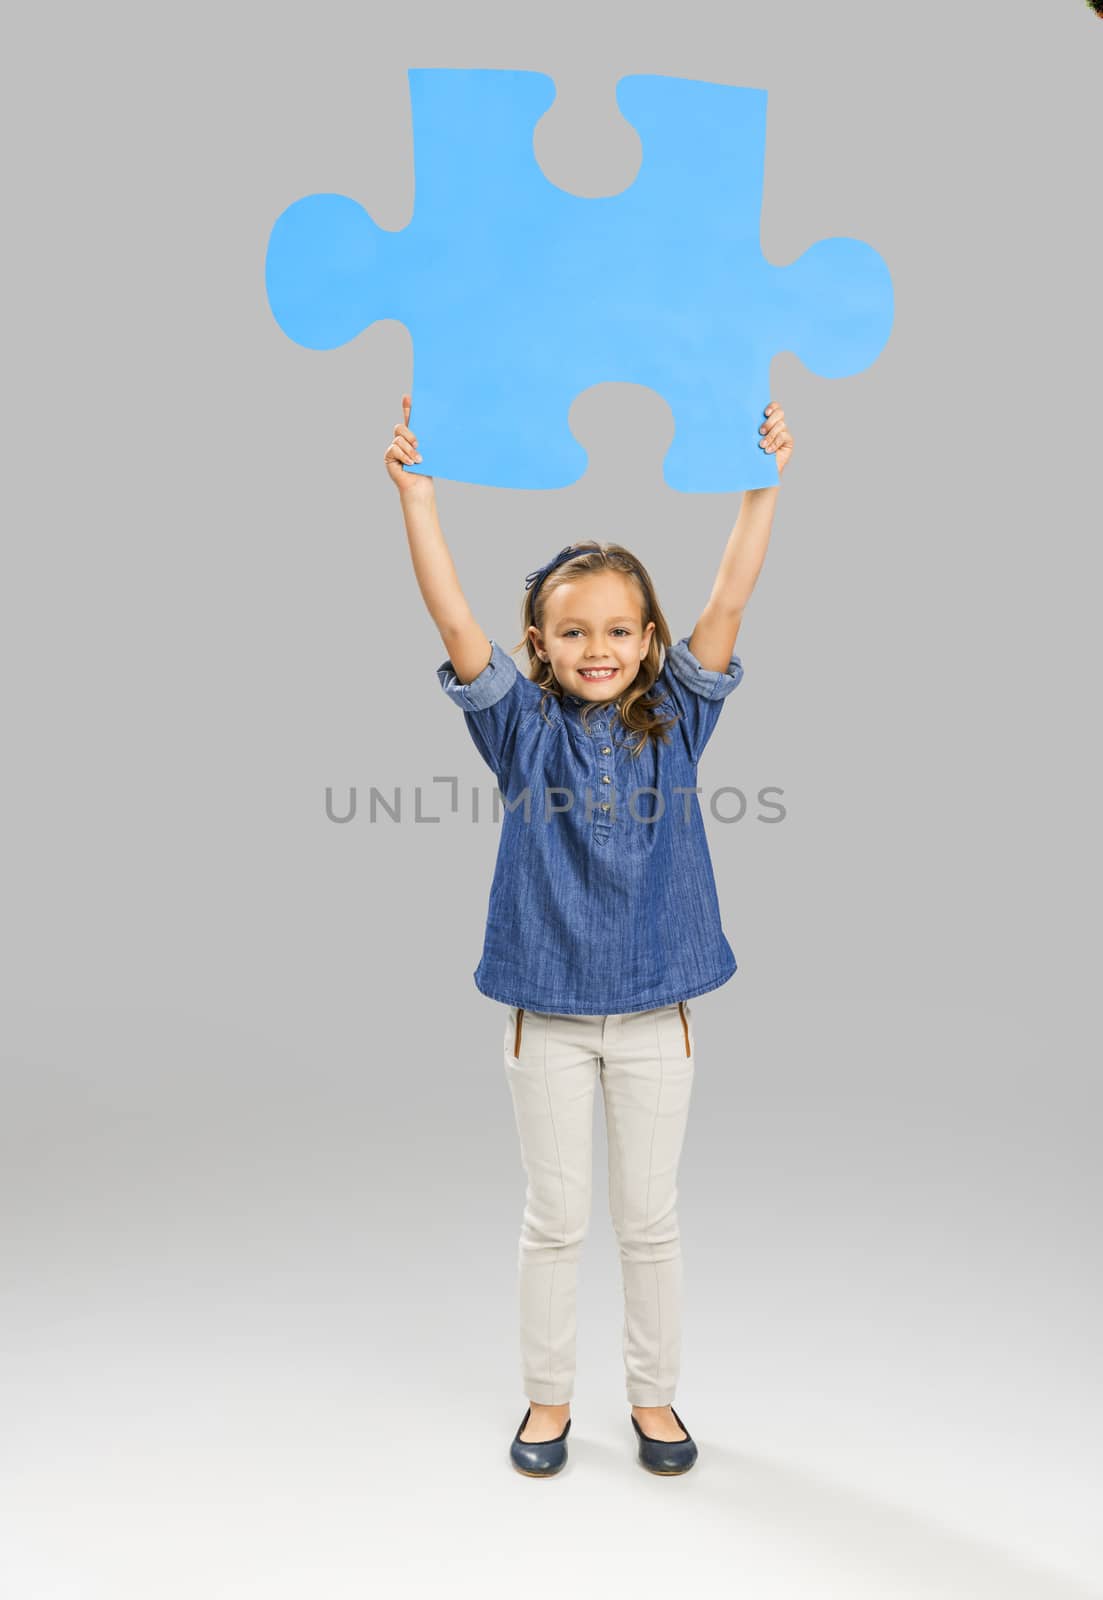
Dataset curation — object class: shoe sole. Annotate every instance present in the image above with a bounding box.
[637,1456,696,1475]
[512,1461,567,1477]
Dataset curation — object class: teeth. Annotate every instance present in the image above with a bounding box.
[581,668,616,677]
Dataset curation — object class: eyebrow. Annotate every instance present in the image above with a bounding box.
[555,616,639,626]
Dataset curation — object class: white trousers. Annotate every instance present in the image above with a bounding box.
[502,1001,696,1407]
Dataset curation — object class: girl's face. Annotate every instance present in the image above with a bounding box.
[530,572,655,703]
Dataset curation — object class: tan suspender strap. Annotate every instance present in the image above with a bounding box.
[678,1001,691,1057]
[514,1007,525,1058]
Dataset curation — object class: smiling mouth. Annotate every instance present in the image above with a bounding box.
[578,668,618,679]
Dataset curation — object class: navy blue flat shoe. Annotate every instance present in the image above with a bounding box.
[631,1406,698,1475]
[510,1407,571,1477]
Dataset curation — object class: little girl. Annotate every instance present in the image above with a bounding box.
[384,393,792,1478]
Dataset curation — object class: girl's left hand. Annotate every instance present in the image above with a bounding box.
[758,401,793,478]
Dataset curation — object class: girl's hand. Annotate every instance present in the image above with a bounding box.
[758,401,793,478]
[384,393,434,498]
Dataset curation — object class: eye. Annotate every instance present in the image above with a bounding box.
[563,627,631,638]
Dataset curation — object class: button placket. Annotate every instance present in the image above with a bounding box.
[591,715,615,832]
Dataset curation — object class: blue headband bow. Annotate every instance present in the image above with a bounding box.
[524,545,581,607]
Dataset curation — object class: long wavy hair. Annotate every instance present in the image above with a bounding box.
[510,541,680,757]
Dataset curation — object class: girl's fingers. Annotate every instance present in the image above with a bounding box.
[389,439,422,463]
[393,427,421,460]
[758,404,787,450]
[759,405,784,434]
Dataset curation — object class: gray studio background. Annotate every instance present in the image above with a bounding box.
[3,3,1101,1597]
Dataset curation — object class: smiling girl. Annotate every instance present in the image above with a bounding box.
[385,394,792,1476]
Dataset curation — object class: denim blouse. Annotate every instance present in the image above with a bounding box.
[436,635,745,1016]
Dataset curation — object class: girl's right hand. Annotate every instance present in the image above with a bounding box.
[383,394,434,497]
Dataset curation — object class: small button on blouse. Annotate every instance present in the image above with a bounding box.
[436,635,745,1015]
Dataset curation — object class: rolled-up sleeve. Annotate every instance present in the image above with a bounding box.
[662,636,744,763]
[436,639,534,784]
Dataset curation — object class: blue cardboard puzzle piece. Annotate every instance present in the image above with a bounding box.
[266,68,894,493]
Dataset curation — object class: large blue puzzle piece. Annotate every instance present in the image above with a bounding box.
[266,69,893,493]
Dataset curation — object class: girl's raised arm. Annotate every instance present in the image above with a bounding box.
[687,402,793,671]
[384,393,492,685]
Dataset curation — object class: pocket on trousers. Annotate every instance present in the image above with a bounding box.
[506,1005,525,1060]
[677,1000,693,1058]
